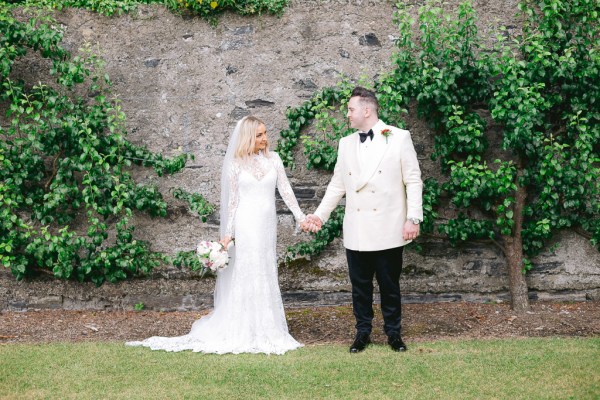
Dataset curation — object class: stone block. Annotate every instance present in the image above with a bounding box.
[359,33,381,47]
[29,295,63,309]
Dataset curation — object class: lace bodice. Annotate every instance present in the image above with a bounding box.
[225,152,305,237]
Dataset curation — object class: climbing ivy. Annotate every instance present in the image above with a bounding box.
[280,0,599,311]
[0,6,216,284]
[277,86,350,170]
[171,188,215,223]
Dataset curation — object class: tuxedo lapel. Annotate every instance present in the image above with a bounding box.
[355,121,390,192]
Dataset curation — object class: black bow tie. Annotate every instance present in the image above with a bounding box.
[359,130,374,143]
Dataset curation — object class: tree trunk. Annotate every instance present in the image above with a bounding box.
[503,166,529,312]
[503,235,529,312]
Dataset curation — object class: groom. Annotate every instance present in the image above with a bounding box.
[305,86,423,353]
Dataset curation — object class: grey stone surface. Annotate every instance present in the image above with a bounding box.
[1,1,599,310]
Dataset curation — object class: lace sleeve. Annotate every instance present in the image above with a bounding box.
[273,154,306,224]
[225,162,241,237]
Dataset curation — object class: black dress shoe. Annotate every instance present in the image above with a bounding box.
[349,333,371,353]
[388,336,407,352]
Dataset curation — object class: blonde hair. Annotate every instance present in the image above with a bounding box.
[234,116,269,159]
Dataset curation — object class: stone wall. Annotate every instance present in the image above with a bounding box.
[2,0,599,310]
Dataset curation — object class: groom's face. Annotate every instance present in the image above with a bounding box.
[347,97,368,131]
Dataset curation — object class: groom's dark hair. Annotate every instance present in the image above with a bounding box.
[351,86,379,114]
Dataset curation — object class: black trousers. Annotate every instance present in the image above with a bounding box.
[346,246,404,337]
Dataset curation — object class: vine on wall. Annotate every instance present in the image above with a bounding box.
[2,0,598,304]
[0,6,215,284]
[279,0,599,310]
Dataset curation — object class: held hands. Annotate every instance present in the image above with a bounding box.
[403,220,420,241]
[300,214,323,233]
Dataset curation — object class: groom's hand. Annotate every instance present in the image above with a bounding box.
[403,221,420,241]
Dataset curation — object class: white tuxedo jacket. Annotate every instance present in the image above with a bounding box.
[314,120,423,251]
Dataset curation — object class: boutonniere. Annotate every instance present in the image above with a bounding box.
[381,129,392,143]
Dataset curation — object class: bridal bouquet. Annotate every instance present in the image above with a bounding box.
[196,240,229,272]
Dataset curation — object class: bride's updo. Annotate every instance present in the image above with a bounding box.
[234,116,269,159]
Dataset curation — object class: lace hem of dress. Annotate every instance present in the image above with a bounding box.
[125,337,303,355]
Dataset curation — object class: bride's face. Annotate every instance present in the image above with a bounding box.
[254,123,268,153]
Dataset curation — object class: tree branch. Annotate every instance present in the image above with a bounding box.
[574,227,592,240]
[45,152,61,190]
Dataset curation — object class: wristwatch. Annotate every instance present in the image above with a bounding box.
[409,218,421,225]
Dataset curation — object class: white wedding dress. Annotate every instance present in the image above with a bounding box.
[126,152,305,354]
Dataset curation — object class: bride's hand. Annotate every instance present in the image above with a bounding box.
[220,236,232,249]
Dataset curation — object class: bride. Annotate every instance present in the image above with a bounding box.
[126,116,306,354]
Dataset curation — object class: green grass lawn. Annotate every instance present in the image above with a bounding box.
[1,338,598,399]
